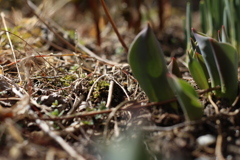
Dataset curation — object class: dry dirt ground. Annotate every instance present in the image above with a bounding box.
[0,0,239,160]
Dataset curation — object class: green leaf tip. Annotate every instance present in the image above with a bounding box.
[167,74,203,121]
[192,30,222,92]
[168,58,182,78]
[192,29,238,103]
[209,39,238,102]
[188,52,209,90]
[128,25,176,104]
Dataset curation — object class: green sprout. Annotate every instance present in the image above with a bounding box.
[189,29,238,103]
[128,24,203,121]
[167,74,203,120]
[196,0,240,60]
[49,109,60,116]
[51,100,59,107]
[128,24,175,104]
[70,64,80,72]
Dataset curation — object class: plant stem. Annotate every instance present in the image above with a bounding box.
[100,0,128,53]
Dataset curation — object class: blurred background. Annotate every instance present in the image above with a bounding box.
[0,0,201,60]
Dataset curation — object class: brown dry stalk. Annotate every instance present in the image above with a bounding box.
[208,94,219,114]
[100,0,129,53]
[36,119,86,160]
[1,13,22,82]
[30,99,177,121]
[198,86,221,95]
[215,120,225,160]
[24,0,122,67]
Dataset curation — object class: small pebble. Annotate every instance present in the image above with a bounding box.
[227,136,232,142]
[196,134,216,146]
[195,156,212,160]
[235,130,240,137]
[235,139,240,145]
[226,155,233,160]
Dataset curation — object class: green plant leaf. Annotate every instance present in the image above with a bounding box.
[188,52,209,90]
[128,24,175,104]
[209,39,238,102]
[167,74,203,121]
[192,29,222,96]
[196,52,210,80]
[193,29,238,103]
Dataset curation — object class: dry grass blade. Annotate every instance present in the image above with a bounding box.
[100,0,128,53]
[29,99,177,121]
[215,120,225,160]
[1,12,22,82]
[103,100,135,139]
[25,0,125,67]
[106,80,114,108]
[36,119,86,160]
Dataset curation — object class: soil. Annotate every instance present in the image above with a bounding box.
[0,1,238,160]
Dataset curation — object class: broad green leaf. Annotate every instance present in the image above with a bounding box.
[192,29,222,96]
[128,24,175,104]
[193,29,238,103]
[167,74,203,121]
[210,39,238,102]
[188,53,209,90]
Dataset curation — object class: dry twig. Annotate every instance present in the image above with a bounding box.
[1,13,22,82]
[36,119,86,160]
[100,0,129,53]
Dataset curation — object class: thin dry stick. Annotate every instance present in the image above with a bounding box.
[5,118,24,143]
[0,65,4,75]
[32,98,177,121]
[77,42,122,66]
[143,110,240,132]
[0,97,21,101]
[198,86,221,95]
[25,0,123,67]
[103,100,135,139]
[142,116,214,132]
[111,78,130,100]
[207,92,224,159]
[25,0,74,51]
[106,80,114,108]
[1,13,22,82]
[0,29,57,72]
[36,119,85,160]
[100,0,128,53]
[215,120,225,160]
[86,73,130,103]
[232,94,240,106]
[208,94,219,114]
